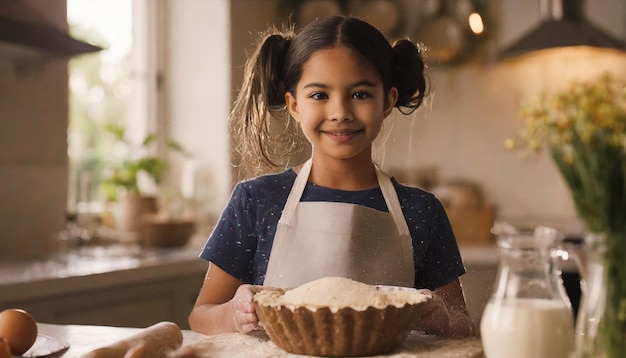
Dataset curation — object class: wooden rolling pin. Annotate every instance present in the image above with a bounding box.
[81,322,183,358]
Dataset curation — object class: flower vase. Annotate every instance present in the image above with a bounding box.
[575,233,626,358]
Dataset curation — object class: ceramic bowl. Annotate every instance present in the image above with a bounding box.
[141,217,195,247]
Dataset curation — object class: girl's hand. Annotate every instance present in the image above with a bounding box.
[190,264,271,335]
[412,280,477,337]
[230,284,260,333]
[412,289,451,335]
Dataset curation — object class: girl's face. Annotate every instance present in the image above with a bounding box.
[285,45,398,164]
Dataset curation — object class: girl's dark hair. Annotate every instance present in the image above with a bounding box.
[231,16,427,174]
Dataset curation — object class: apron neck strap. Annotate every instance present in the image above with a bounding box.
[278,159,312,225]
[280,159,410,236]
[375,165,410,236]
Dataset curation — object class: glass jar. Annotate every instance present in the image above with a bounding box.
[480,226,575,358]
[574,231,626,358]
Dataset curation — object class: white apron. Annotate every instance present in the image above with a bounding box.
[264,159,415,288]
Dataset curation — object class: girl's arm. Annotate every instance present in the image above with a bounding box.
[190,264,476,337]
[413,278,478,337]
[188,263,259,335]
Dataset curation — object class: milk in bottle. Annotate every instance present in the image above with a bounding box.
[481,298,574,358]
[480,226,575,358]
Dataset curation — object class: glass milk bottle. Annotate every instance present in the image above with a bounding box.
[481,226,575,358]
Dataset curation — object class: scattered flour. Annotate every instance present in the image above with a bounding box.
[178,330,484,358]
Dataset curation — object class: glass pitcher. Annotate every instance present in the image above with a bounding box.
[480,225,575,358]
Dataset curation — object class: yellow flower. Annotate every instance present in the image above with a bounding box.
[503,138,515,150]
[507,72,626,237]
[507,73,626,158]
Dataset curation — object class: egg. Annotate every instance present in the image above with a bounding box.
[0,338,9,358]
[0,308,38,355]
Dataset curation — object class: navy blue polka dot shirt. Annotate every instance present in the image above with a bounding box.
[200,169,465,289]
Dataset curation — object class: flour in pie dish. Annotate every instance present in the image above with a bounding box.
[254,276,428,312]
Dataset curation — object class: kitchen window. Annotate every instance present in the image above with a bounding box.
[66,0,159,217]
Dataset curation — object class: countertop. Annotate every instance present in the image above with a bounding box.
[33,323,484,358]
[0,240,208,303]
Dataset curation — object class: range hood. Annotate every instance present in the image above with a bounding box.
[500,0,626,58]
[0,16,103,57]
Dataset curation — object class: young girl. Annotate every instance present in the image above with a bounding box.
[189,16,475,337]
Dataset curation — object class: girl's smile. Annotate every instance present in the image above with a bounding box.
[321,128,365,142]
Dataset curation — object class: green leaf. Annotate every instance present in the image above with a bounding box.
[143,134,158,146]
[103,122,126,141]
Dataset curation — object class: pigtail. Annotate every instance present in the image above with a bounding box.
[259,34,290,108]
[230,27,307,176]
[391,39,428,114]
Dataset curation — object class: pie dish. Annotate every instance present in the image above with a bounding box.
[253,277,430,357]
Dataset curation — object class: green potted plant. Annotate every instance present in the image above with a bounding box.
[100,123,191,236]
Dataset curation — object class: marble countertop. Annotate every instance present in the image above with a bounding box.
[0,240,208,303]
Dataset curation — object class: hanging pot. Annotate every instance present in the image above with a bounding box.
[415,0,466,63]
